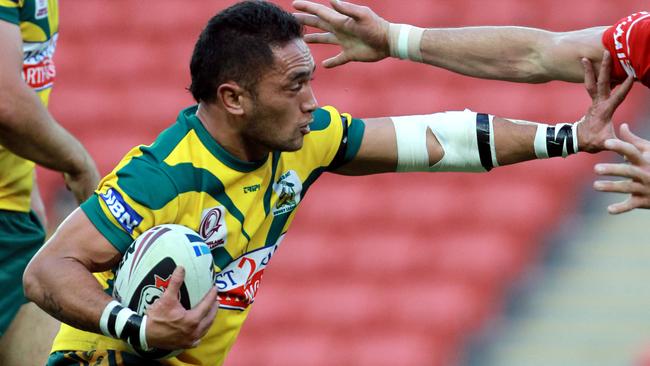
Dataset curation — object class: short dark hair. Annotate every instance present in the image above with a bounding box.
[189,1,303,103]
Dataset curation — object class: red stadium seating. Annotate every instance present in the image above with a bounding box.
[40,1,650,365]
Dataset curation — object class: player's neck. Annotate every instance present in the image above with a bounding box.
[196,102,269,162]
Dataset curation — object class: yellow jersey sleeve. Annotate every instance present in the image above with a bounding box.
[305,106,365,171]
[81,156,180,253]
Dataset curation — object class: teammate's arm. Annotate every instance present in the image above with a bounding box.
[0,20,99,203]
[293,0,605,83]
[334,52,632,176]
[22,208,219,350]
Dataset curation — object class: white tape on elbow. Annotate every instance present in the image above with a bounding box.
[393,110,496,173]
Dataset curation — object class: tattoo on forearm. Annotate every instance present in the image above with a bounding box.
[41,291,87,330]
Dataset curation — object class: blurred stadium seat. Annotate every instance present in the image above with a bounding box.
[37,0,650,365]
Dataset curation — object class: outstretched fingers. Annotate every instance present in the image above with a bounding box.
[581,57,597,100]
[323,53,350,68]
[602,138,645,166]
[293,13,333,32]
[304,32,340,45]
[607,198,639,215]
[607,76,634,114]
[329,0,366,21]
[293,1,347,24]
[619,123,650,151]
[596,50,612,97]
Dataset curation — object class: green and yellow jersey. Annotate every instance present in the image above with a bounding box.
[0,0,58,212]
[51,105,365,365]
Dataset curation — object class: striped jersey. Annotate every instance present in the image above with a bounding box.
[51,105,365,365]
[0,0,58,212]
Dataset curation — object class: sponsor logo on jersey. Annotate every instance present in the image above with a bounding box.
[272,170,302,216]
[199,206,228,250]
[100,188,143,235]
[35,0,48,19]
[22,34,57,91]
[215,235,285,310]
[22,58,55,91]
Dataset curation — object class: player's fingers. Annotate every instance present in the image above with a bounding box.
[593,179,646,194]
[597,50,612,97]
[293,1,346,24]
[619,123,650,152]
[323,53,350,68]
[581,58,597,99]
[607,75,634,113]
[192,286,218,318]
[163,266,185,299]
[196,296,219,335]
[595,161,644,180]
[293,13,332,32]
[602,139,645,165]
[304,32,339,45]
[607,198,637,215]
[330,0,367,21]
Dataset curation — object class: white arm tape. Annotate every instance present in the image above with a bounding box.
[392,110,495,173]
[534,122,579,159]
[388,23,425,62]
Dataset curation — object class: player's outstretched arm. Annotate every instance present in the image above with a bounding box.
[0,21,99,203]
[334,52,633,176]
[293,0,605,83]
[22,208,218,350]
[594,123,650,214]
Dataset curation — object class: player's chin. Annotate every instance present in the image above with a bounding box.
[281,137,305,152]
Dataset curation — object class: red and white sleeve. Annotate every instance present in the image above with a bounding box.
[601,11,650,87]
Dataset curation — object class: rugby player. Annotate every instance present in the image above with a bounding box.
[23,1,632,365]
[293,0,650,214]
[0,0,99,362]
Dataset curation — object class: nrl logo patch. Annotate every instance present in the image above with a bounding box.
[272,170,302,216]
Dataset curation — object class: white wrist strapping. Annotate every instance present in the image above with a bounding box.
[388,23,425,62]
[534,122,579,159]
[392,110,497,173]
[100,300,150,351]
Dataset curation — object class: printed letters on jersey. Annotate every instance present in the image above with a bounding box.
[215,235,284,310]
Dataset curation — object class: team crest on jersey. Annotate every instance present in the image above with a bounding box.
[272,170,302,216]
[215,235,285,310]
[35,0,48,19]
[199,206,228,250]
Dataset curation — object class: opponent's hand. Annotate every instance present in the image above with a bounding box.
[293,0,390,68]
[593,123,650,214]
[63,156,100,204]
[144,266,219,350]
[577,51,634,153]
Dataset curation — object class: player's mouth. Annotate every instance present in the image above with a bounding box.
[299,121,312,135]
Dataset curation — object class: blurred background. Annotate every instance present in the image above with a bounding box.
[37,0,650,365]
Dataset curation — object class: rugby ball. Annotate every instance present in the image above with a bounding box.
[113,224,215,359]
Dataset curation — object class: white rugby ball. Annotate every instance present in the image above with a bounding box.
[113,224,215,359]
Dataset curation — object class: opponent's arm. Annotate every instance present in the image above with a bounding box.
[23,208,218,350]
[0,20,99,203]
[293,0,605,83]
[335,52,632,176]
[593,123,650,214]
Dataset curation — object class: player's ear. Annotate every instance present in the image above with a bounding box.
[217,82,246,116]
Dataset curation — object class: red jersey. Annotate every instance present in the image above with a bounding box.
[602,11,650,88]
